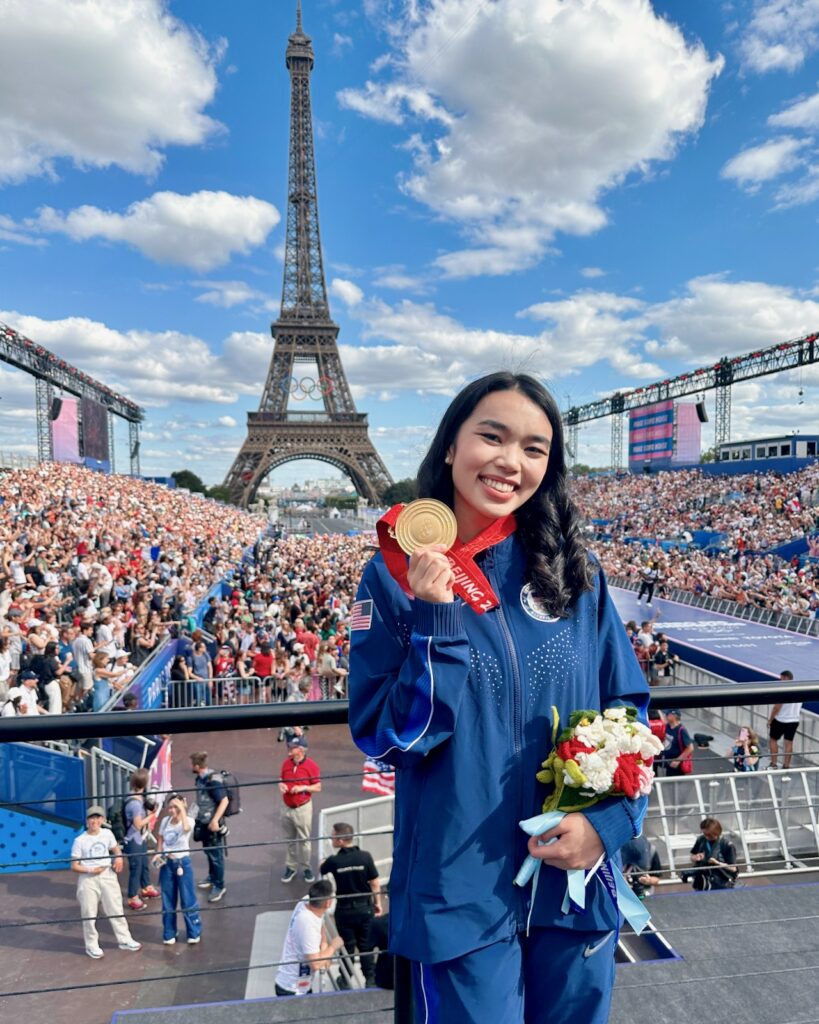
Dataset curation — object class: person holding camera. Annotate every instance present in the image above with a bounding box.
[190,751,229,902]
[123,768,160,911]
[732,726,760,772]
[690,818,737,891]
[152,794,202,945]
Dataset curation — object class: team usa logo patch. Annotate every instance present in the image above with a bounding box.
[520,583,560,623]
[350,599,373,631]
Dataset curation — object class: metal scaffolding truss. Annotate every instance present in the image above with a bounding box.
[1,320,144,472]
[0,321,143,421]
[560,330,817,465]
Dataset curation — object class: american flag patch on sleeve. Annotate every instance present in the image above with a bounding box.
[350,599,373,631]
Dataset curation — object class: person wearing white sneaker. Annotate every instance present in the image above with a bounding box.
[71,805,141,959]
[152,794,202,945]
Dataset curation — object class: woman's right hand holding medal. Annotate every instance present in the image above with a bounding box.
[407,545,455,603]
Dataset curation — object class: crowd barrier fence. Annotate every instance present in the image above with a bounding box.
[611,575,819,637]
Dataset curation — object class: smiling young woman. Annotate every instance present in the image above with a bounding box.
[349,372,649,1024]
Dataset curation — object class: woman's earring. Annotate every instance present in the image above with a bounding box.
[445,455,453,465]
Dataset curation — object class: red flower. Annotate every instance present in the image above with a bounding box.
[613,753,643,799]
[557,738,595,763]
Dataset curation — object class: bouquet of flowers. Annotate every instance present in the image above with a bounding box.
[514,705,663,935]
[536,705,663,813]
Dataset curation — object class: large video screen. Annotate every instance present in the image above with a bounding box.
[628,399,674,470]
[81,397,109,462]
[671,401,702,465]
[51,396,81,463]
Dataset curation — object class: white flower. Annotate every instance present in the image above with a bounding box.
[604,707,627,721]
[574,750,615,794]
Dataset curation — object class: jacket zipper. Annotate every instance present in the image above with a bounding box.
[485,551,527,929]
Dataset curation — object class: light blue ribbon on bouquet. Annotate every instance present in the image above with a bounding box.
[513,810,651,936]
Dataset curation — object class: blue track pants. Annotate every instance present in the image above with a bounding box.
[412,927,616,1024]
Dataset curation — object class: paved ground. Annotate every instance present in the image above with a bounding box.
[0,721,368,1024]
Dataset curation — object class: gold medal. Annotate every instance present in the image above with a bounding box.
[393,499,457,555]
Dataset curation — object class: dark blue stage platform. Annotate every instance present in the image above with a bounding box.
[111,882,819,1024]
[611,587,818,686]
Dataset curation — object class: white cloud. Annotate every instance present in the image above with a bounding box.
[192,279,275,309]
[340,0,722,278]
[330,277,364,306]
[338,81,453,125]
[773,165,819,206]
[34,191,280,271]
[644,275,819,359]
[581,267,606,279]
[216,415,237,428]
[720,136,808,190]
[0,215,45,246]
[769,85,819,129]
[0,310,271,408]
[332,33,353,56]
[372,265,430,292]
[739,0,819,74]
[0,0,223,185]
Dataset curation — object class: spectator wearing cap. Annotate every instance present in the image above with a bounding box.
[5,670,47,716]
[279,738,321,884]
[70,805,142,959]
[662,709,694,777]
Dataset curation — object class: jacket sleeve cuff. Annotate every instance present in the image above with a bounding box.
[412,598,465,637]
[582,797,642,859]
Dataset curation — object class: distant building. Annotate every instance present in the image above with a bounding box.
[717,434,819,463]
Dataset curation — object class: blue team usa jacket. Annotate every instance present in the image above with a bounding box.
[349,534,649,964]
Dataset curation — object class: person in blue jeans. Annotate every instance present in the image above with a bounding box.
[191,751,229,902]
[190,642,213,706]
[123,768,159,910]
[153,794,202,944]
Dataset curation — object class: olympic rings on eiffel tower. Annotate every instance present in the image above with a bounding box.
[285,375,335,401]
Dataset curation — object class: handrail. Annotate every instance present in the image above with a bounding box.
[3,681,819,743]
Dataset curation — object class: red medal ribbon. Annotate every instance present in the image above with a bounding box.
[376,504,516,614]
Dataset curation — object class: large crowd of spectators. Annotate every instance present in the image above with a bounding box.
[4,456,819,717]
[168,532,372,708]
[574,464,819,619]
[0,463,262,713]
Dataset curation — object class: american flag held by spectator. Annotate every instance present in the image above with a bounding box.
[362,757,396,796]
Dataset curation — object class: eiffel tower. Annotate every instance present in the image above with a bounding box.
[224,1,392,507]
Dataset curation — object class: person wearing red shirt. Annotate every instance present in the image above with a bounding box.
[252,643,274,680]
[278,739,321,884]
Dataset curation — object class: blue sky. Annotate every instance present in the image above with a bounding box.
[1,0,818,486]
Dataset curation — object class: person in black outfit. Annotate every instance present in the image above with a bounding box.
[319,821,382,987]
[690,818,737,890]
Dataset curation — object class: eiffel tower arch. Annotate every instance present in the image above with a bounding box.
[224,1,392,508]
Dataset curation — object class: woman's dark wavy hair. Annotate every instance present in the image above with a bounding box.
[416,372,593,617]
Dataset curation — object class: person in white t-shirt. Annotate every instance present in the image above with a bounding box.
[152,794,202,945]
[70,805,142,959]
[275,880,344,997]
[768,669,803,770]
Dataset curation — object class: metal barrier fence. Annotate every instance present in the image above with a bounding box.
[87,746,137,817]
[610,575,819,637]
[162,674,345,709]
